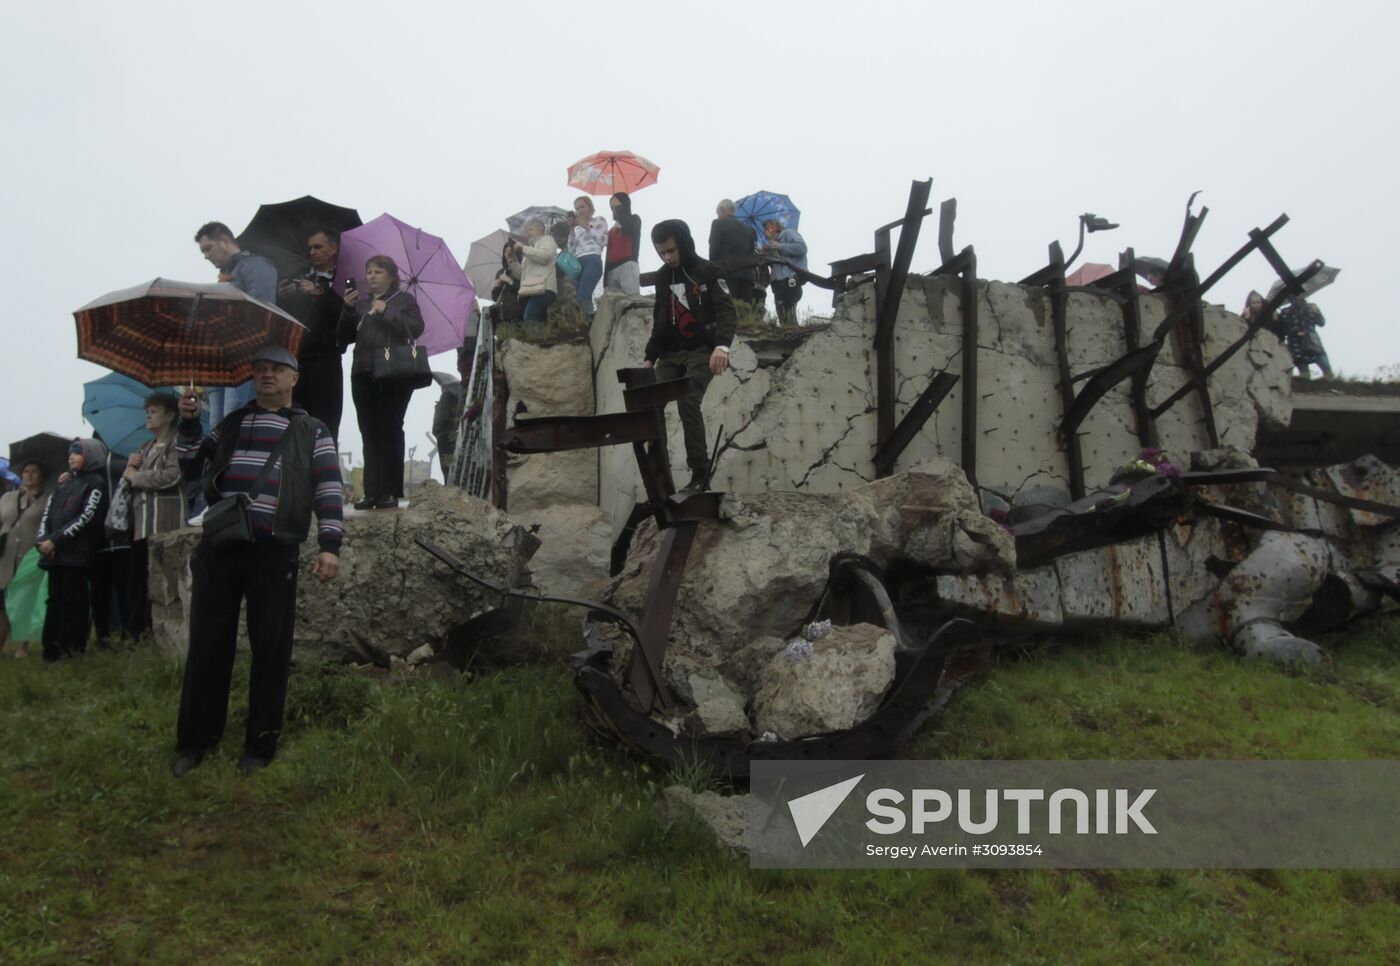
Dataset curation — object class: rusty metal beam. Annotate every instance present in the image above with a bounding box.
[875,180,934,351]
[873,179,934,467]
[1179,468,1400,518]
[625,524,697,712]
[937,198,958,265]
[873,371,959,477]
[501,411,662,453]
[1149,259,1326,419]
[1048,269,1087,500]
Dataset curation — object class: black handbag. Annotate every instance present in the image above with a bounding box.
[370,339,433,389]
[202,418,302,550]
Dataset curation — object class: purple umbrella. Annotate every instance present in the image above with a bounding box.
[333,213,476,356]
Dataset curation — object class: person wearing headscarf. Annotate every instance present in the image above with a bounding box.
[35,438,111,663]
[643,218,738,491]
[604,191,643,294]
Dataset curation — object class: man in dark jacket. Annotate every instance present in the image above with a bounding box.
[604,191,643,294]
[196,221,279,422]
[644,219,738,491]
[708,199,760,308]
[35,438,110,663]
[277,228,347,440]
[171,345,343,778]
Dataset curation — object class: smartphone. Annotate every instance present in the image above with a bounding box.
[345,278,356,291]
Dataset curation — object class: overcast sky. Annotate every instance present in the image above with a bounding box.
[3,0,1396,472]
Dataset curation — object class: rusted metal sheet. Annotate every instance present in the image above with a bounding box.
[623,376,693,412]
[1012,474,1190,568]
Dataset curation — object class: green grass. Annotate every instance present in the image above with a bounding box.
[1,616,1398,963]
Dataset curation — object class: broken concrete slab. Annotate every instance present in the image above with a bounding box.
[752,623,896,740]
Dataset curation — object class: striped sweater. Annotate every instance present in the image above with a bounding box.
[177,406,344,554]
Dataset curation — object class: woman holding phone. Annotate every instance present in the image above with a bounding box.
[340,255,426,510]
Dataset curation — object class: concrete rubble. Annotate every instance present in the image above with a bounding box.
[147,482,532,665]
[659,786,756,854]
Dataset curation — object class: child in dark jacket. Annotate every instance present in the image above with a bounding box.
[36,438,110,663]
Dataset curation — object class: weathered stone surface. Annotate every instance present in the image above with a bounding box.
[684,671,751,737]
[933,568,1064,630]
[753,623,896,739]
[605,463,1011,704]
[659,786,755,854]
[1325,454,1400,529]
[500,339,597,512]
[692,698,750,738]
[1055,538,1172,627]
[1178,531,1332,659]
[512,502,613,597]
[147,482,527,664]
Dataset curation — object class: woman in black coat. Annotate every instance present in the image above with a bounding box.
[340,254,426,509]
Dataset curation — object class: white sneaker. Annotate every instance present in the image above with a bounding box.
[187,511,205,526]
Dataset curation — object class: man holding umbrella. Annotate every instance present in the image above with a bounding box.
[170,345,343,778]
[277,228,347,440]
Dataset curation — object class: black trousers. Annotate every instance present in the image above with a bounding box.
[294,355,344,443]
[352,374,414,500]
[176,540,300,759]
[126,539,151,637]
[90,546,131,645]
[42,566,91,662]
[725,275,761,307]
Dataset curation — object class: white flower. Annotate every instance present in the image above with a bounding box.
[802,619,833,642]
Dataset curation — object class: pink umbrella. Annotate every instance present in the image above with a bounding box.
[566,150,660,196]
[1065,262,1116,287]
[334,214,476,356]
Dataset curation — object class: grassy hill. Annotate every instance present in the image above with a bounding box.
[2,613,1398,964]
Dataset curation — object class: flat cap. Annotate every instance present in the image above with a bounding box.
[250,345,299,371]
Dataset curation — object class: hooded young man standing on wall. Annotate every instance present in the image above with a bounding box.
[643,219,738,491]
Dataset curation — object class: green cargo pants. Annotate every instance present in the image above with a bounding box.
[653,348,714,472]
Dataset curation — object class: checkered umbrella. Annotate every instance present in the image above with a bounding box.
[73,278,306,387]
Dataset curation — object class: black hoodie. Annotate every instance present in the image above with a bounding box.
[645,220,738,362]
[605,192,643,272]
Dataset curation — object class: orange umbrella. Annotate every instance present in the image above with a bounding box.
[566,150,660,196]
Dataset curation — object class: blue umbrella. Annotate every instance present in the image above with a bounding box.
[734,190,801,246]
[82,371,164,457]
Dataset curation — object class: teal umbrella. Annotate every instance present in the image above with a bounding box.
[82,371,170,456]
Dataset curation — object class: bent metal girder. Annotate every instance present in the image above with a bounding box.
[416,357,972,774]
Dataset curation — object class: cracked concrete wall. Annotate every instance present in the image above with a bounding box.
[586,279,1292,540]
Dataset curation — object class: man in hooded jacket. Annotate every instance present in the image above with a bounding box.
[643,219,738,491]
[604,192,643,294]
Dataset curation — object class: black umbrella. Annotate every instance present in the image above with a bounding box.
[10,432,75,479]
[238,195,362,278]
